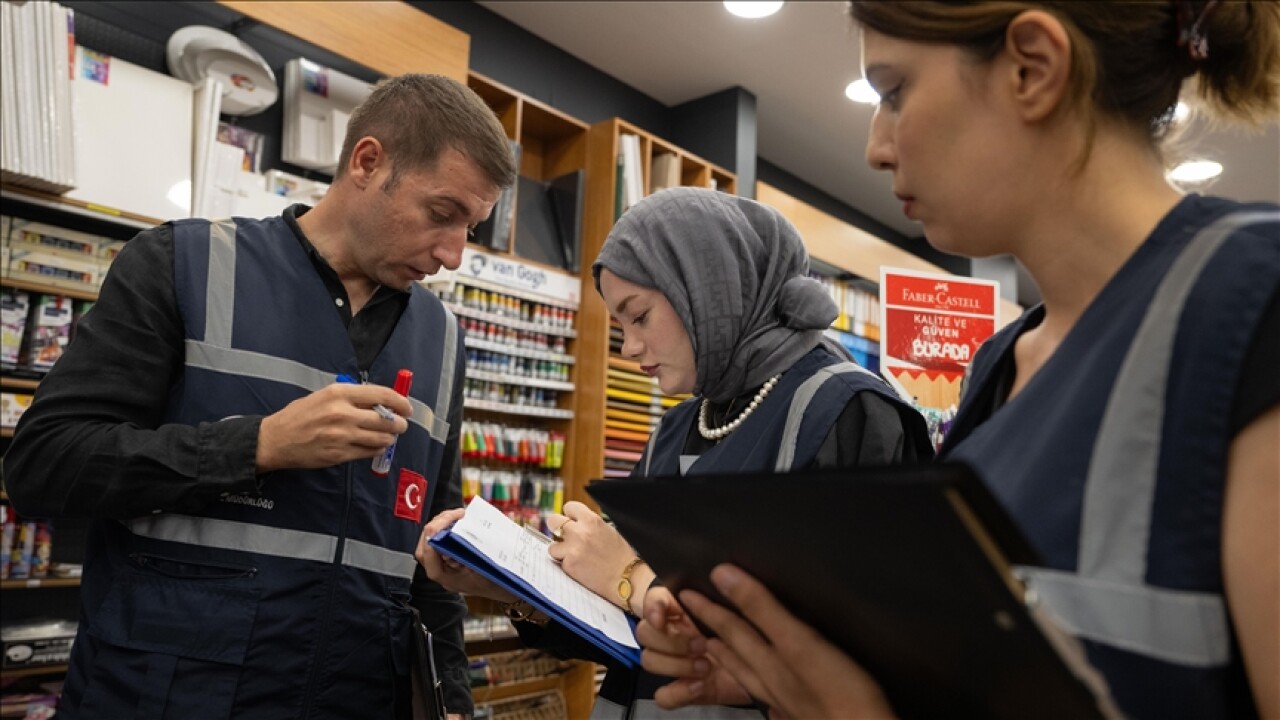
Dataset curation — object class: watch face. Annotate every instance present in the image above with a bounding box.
[618,577,634,601]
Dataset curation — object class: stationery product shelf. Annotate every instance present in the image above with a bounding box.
[434,274,578,311]
[467,369,575,392]
[446,303,577,338]
[472,671,593,719]
[464,337,575,365]
[465,635,526,657]
[463,597,596,715]
[831,322,881,343]
[464,399,573,420]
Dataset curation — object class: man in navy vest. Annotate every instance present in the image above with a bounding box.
[5,73,517,719]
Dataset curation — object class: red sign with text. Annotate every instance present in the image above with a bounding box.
[880,269,999,409]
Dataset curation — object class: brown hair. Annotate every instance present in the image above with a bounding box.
[335,74,517,190]
[849,1,1280,148]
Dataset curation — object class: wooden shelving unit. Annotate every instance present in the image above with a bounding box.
[471,660,596,717]
[568,118,736,506]
[454,72,603,713]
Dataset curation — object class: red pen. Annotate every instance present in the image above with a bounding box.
[372,369,413,476]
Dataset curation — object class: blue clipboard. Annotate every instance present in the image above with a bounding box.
[429,527,642,668]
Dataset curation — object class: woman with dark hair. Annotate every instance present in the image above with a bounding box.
[417,186,932,718]
[642,3,1279,719]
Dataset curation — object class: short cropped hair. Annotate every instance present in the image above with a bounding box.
[335,73,517,190]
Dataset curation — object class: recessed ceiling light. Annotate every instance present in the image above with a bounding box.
[1173,101,1191,124]
[1168,159,1223,183]
[845,78,879,104]
[724,1,784,19]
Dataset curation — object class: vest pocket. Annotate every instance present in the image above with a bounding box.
[389,604,415,713]
[128,552,258,580]
[78,574,259,720]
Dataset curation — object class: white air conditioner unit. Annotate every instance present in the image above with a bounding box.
[281,59,372,174]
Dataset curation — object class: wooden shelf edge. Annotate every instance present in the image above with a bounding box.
[0,663,68,679]
[1,376,41,391]
[605,117,735,182]
[1,577,81,590]
[468,70,589,134]
[1,276,100,302]
[471,673,564,704]
[465,635,525,657]
[1,183,163,229]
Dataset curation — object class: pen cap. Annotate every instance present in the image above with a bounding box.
[393,369,414,396]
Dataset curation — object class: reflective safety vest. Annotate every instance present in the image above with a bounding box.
[61,215,462,719]
[942,201,1280,719]
[637,344,912,479]
[593,344,918,720]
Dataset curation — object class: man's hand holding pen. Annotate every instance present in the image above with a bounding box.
[255,380,410,472]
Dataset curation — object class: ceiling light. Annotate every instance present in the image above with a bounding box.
[1168,159,1223,183]
[724,1,784,19]
[1173,101,1190,124]
[845,78,879,104]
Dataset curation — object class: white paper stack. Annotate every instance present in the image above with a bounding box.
[64,46,194,221]
[282,59,373,175]
[619,134,644,213]
[1,1,77,193]
[191,76,224,218]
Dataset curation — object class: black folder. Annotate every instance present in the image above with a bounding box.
[587,463,1111,720]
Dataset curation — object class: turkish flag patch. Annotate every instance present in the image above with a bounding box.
[395,469,428,522]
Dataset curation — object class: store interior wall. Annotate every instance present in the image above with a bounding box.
[63,1,382,185]
[64,0,968,277]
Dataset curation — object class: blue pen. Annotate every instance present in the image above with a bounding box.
[336,374,398,421]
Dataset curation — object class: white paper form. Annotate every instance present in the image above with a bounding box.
[451,497,639,649]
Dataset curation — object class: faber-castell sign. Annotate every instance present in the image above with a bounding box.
[429,248,580,306]
[880,268,999,410]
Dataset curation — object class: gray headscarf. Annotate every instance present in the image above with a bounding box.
[592,187,838,404]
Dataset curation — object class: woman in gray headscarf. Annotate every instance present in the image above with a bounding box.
[418,187,931,718]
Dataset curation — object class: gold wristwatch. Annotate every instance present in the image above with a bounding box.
[617,557,647,614]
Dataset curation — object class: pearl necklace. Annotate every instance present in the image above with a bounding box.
[697,374,782,441]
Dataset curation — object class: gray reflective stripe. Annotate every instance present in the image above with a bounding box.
[775,362,881,472]
[341,538,417,580]
[640,415,664,477]
[126,516,420,580]
[187,339,336,393]
[185,339,450,443]
[1080,210,1279,583]
[1015,566,1229,667]
[434,307,458,422]
[125,514,337,564]
[408,396,450,443]
[204,220,238,348]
